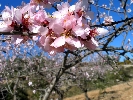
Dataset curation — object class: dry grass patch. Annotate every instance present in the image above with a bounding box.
[64,81,133,100]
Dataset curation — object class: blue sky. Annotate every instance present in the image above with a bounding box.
[0,0,29,9]
[0,0,133,61]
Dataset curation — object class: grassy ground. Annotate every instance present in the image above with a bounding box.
[64,79,133,100]
[63,66,133,100]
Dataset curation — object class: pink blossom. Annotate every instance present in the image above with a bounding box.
[11,35,31,44]
[32,10,48,24]
[75,0,94,19]
[48,19,64,35]
[72,25,86,38]
[65,37,83,48]
[1,4,47,44]
[50,36,65,48]
[1,6,15,25]
[36,2,107,53]
[50,35,82,49]
[0,0,109,55]
[30,0,60,8]
[83,37,99,50]
[1,4,36,31]
[62,15,77,30]
[28,25,48,35]
[52,2,70,19]
[37,36,64,55]
[0,21,13,32]
[32,36,39,41]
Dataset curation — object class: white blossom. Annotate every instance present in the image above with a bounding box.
[117,7,120,11]
[102,4,107,8]
[33,90,36,94]
[103,16,114,24]
[89,0,94,4]
[131,0,133,4]
[28,81,32,86]
[96,28,109,35]
[127,8,131,13]
[128,39,131,44]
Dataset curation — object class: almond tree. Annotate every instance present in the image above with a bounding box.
[0,0,133,100]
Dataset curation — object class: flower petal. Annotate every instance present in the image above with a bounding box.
[96,28,108,35]
[84,38,99,50]
[66,37,82,48]
[0,21,13,32]
[51,36,65,48]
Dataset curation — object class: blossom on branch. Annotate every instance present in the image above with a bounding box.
[30,0,61,8]
[103,16,114,25]
[0,0,109,55]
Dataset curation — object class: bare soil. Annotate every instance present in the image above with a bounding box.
[64,80,133,100]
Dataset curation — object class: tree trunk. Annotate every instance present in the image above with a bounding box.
[42,78,57,100]
[84,91,91,100]
[13,73,19,100]
[42,68,64,100]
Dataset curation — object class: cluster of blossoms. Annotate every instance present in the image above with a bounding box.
[30,0,61,8]
[0,0,108,55]
[103,16,114,25]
